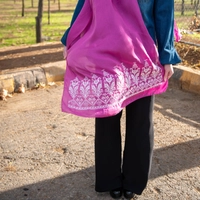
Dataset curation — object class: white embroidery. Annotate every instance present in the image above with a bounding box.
[67,61,163,110]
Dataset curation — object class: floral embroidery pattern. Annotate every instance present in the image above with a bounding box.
[68,61,163,110]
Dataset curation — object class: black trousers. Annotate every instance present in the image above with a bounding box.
[95,96,154,195]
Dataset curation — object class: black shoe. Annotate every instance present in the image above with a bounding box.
[109,188,122,199]
[123,190,135,199]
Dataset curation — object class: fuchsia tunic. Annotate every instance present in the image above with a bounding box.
[61,0,168,118]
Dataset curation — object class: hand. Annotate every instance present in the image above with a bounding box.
[164,64,174,81]
[63,46,67,59]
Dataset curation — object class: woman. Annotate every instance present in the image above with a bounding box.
[61,0,181,199]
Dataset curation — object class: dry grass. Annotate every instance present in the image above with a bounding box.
[5,163,17,172]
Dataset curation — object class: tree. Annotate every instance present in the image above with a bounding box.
[194,0,200,16]
[48,0,50,24]
[181,0,185,15]
[35,0,43,43]
[22,0,25,17]
[31,0,34,8]
[58,0,60,11]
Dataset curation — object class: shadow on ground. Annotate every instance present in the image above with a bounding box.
[155,89,200,129]
[0,43,64,71]
[0,138,199,200]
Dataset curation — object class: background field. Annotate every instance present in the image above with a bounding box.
[0,0,199,70]
[0,0,76,47]
[0,0,200,47]
[175,0,200,44]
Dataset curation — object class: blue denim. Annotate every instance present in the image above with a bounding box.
[61,0,85,47]
[61,0,181,65]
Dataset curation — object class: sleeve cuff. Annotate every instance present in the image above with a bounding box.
[159,49,181,65]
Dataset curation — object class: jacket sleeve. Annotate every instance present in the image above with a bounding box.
[154,0,181,65]
[61,0,85,46]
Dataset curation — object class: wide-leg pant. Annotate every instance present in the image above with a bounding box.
[95,96,154,195]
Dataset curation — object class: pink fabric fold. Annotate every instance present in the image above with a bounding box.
[62,0,168,118]
[174,21,182,42]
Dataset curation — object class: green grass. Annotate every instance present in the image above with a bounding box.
[0,0,76,47]
[0,0,199,47]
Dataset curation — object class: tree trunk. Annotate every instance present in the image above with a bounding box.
[31,0,34,8]
[194,0,200,16]
[181,0,185,15]
[22,0,25,17]
[48,0,50,24]
[36,0,43,43]
[58,0,60,11]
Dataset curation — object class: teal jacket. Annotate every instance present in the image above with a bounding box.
[61,0,181,65]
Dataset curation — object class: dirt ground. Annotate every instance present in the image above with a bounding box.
[0,84,199,200]
[0,41,200,73]
[175,42,200,70]
[0,39,200,199]
[0,42,64,72]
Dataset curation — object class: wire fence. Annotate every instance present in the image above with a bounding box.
[174,0,200,44]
